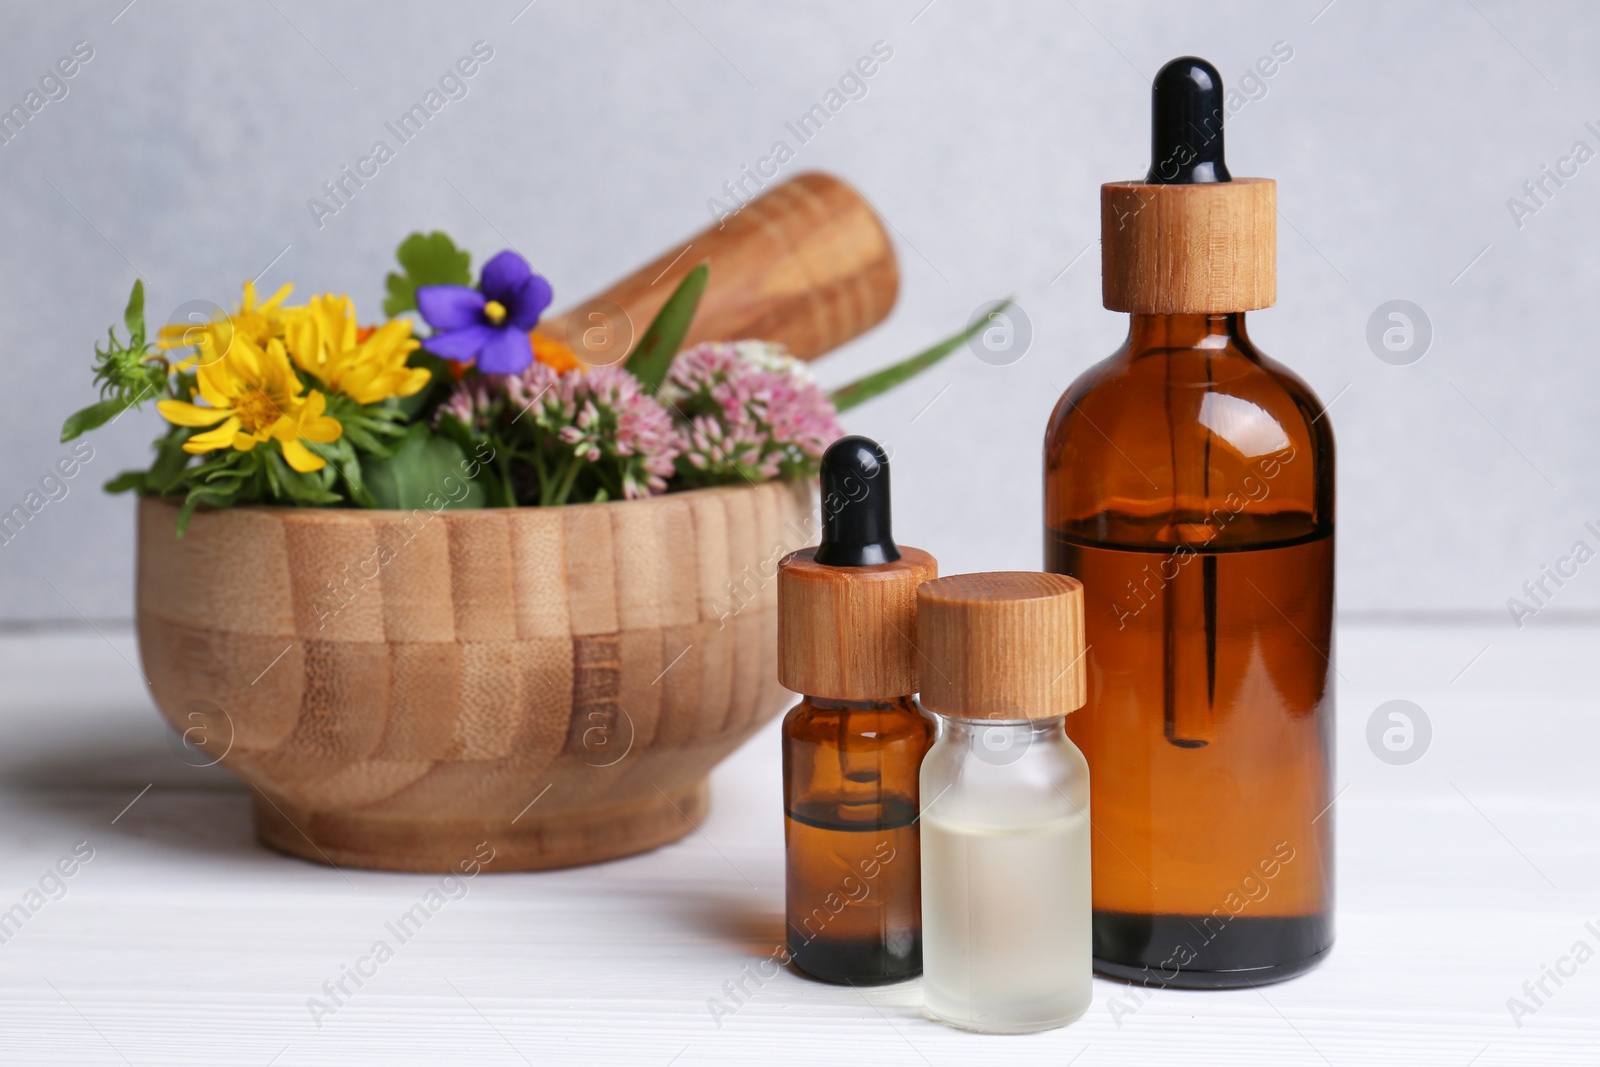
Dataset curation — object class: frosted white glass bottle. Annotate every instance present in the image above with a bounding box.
[914,572,1093,1033]
[920,717,1092,1031]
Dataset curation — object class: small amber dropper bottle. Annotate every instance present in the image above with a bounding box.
[778,436,937,984]
[1045,57,1335,987]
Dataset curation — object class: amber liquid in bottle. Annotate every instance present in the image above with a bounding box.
[783,695,932,984]
[1044,313,1334,987]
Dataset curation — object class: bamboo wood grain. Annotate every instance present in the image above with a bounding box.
[916,571,1088,721]
[1100,177,1276,314]
[538,172,899,364]
[136,480,811,873]
[776,546,937,700]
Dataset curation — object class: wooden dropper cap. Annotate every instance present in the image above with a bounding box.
[778,437,936,700]
[1101,57,1276,314]
[916,572,1086,721]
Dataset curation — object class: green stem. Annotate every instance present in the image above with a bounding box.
[530,442,550,506]
[549,452,584,507]
[495,449,516,507]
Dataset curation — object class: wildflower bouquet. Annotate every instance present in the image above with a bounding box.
[65,233,993,531]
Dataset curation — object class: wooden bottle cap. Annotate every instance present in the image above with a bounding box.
[916,571,1086,721]
[778,546,937,700]
[1100,177,1276,313]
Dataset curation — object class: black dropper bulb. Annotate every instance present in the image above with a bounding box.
[813,435,900,567]
[1146,56,1231,185]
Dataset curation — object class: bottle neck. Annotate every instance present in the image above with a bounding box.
[938,716,1066,753]
[1124,312,1253,356]
[804,695,916,712]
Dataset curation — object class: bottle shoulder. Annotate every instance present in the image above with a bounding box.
[783,696,932,745]
[921,727,1089,828]
[1253,349,1337,456]
[1044,328,1334,544]
[1044,349,1123,441]
[1049,342,1330,449]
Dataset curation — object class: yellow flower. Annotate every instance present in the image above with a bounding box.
[157,335,342,473]
[283,294,431,404]
[157,281,294,369]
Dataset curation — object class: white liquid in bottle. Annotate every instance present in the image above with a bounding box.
[912,573,1095,1033]
[921,807,1092,1032]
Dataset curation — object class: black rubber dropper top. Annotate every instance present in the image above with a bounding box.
[1146,56,1231,185]
[813,435,900,567]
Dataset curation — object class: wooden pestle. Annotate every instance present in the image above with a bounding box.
[539,172,899,365]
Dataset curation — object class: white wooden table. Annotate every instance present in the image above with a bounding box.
[0,621,1595,1065]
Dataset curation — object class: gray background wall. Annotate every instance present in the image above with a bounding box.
[2,0,1595,625]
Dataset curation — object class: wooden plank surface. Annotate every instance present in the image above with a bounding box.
[0,622,1595,1065]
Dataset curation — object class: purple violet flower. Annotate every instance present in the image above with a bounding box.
[415,250,553,374]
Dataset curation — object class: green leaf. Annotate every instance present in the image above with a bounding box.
[396,351,451,419]
[325,439,376,509]
[625,262,708,393]
[383,232,472,318]
[829,300,1013,414]
[146,431,195,493]
[104,469,146,494]
[176,481,245,537]
[432,414,511,505]
[123,279,146,348]
[431,412,476,455]
[337,419,388,457]
[263,451,284,499]
[175,497,200,537]
[266,452,342,506]
[61,397,131,442]
[363,424,487,510]
[186,487,239,510]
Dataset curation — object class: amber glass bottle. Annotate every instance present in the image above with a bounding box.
[779,437,936,984]
[1043,58,1334,987]
[783,694,931,982]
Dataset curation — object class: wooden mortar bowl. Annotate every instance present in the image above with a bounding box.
[135,481,811,872]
